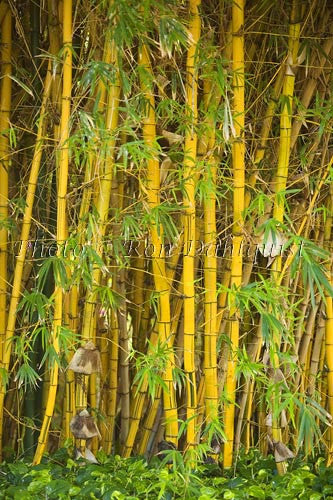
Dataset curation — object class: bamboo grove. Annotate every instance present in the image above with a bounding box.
[0,0,332,472]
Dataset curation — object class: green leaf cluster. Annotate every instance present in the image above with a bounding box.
[2,450,333,499]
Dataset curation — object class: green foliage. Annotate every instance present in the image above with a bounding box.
[130,339,171,400]
[18,289,52,323]
[287,235,333,307]
[108,0,145,48]
[142,203,180,242]
[3,451,333,499]
[219,277,294,345]
[79,61,117,96]
[158,15,190,58]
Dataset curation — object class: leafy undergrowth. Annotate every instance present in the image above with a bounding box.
[1,449,333,499]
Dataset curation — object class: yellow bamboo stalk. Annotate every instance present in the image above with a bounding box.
[104,310,119,454]
[47,0,61,108]
[290,35,333,151]
[277,156,333,287]
[0,63,52,455]
[117,270,130,447]
[98,296,109,444]
[137,386,162,456]
[196,70,220,431]
[325,192,333,464]
[245,68,284,208]
[307,309,325,397]
[33,0,72,465]
[123,332,158,457]
[0,4,11,394]
[216,265,231,334]
[124,244,184,455]
[223,0,245,469]
[0,2,8,26]
[183,0,201,451]
[75,36,120,440]
[272,0,300,275]
[203,155,218,424]
[297,297,320,387]
[131,242,145,351]
[269,0,301,474]
[137,263,185,456]
[137,287,151,356]
[138,33,178,445]
[80,46,120,344]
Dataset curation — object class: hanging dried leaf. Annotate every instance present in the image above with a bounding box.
[281,409,288,428]
[160,156,173,185]
[262,350,270,367]
[265,410,288,428]
[210,436,223,453]
[74,446,99,463]
[70,409,101,440]
[222,93,236,143]
[161,129,184,145]
[265,412,272,427]
[223,104,230,142]
[257,230,287,259]
[68,341,102,374]
[297,46,307,66]
[286,54,295,76]
[273,440,295,462]
[266,366,286,384]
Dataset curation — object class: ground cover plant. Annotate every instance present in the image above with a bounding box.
[1,449,333,499]
[0,0,332,480]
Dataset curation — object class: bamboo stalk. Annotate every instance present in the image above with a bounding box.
[307,308,325,397]
[33,0,72,464]
[118,269,130,447]
[269,1,301,473]
[123,334,159,457]
[138,387,162,456]
[203,155,218,425]
[0,2,8,26]
[290,34,333,151]
[183,0,201,451]
[75,33,121,449]
[223,0,245,469]
[0,62,52,458]
[138,27,178,447]
[272,0,301,275]
[80,41,120,345]
[324,191,333,464]
[278,156,333,287]
[104,310,119,454]
[0,6,11,428]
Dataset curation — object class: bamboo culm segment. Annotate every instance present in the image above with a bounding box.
[183,0,201,451]
[270,0,301,475]
[223,0,245,469]
[33,0,72,465]
[325,192,333,464]
[0,5,11,460]
[0,63,52,457]
[133,29,178,447]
